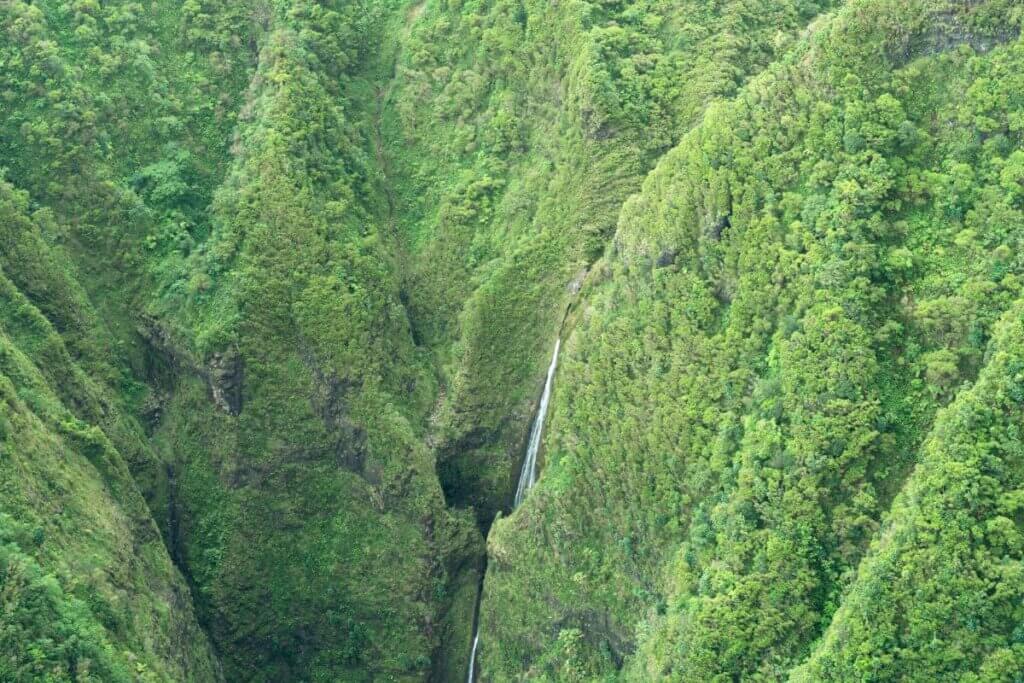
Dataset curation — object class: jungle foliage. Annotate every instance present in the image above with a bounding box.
[2,0,1024,681]
[481,0,1024,680]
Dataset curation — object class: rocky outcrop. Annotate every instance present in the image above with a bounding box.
[206,350,244,416]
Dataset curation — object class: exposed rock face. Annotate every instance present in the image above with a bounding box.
[138,316,243,416]
[568,268,589,295]
[207,350,244,416]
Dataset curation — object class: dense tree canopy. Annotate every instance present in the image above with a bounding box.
[2,0,1023,680]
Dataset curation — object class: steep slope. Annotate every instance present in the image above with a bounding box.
[0,0,256,528]
[5,0,1024,680]
[791,300,1024,681]
[0,179,219,680]
[148,3,483,677]
[381,0,838,527]
[479,0,1024,679]
[3,0,482,680]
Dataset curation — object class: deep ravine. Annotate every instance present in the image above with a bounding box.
[467,337,563,681]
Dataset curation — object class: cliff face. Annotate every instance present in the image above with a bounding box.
[2,0,1024,681]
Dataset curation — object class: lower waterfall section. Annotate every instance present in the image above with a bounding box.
[466,337,562,680]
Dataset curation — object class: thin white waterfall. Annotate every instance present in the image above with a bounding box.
[467,337,561,682]
[514,338,561,507]
[467,633,479,683]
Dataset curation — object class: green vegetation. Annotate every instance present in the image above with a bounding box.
[2,0,1024,680]
[383,0,836,526]
[0,179,218,681]
[481,0,1024,679]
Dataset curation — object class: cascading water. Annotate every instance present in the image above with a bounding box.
[467,337,562,682]
[514,337,560,507]
[466,633,480,683]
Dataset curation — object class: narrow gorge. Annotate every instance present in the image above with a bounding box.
[3,0,1024,681]
[469,335,561,681]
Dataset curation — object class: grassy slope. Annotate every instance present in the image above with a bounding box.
[480,0,1024,680]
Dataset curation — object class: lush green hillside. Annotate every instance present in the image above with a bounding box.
[2,0,480,679]
[380,0,836,526]
[0,179,219,681]
[480,0,1024,679]
[3,0,1024,681]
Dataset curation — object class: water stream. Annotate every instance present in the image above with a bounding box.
[467,337,562,682]
[466,633,480,683]
[514,338,561,507]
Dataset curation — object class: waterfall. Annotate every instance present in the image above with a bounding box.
[467,337,562,681]
[514,338,561,507]
[467,633,479,683]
